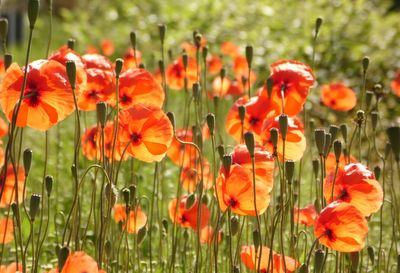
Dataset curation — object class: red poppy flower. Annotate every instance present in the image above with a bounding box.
[294,204,317,227]
[82,54,112,71]
[111,68,164,110]
[85,45,99,54]
[167,129,198,167]
[241,245,299,273]
[0,142,4,167]
[168,195,210,230]
[81,125,101,161]
[0,217,13,244]
[0,60,86,131]
[166,56,198,90]
[260,60,315,116]
[0,262,22,273]
[114,204,147,234]
[261,115,306,161]
[0,165,25,208]
[118,104,173,162]
[207,55,223,75]
[49,46,85,68]
[62,251,99,273]
[0,117,8,137]
[103,122,128,161]
[391,70,400,97]
[200,225,221,244]
[100,39,115,56]
[123,48,142,71]
[314,201,368,252]
[211,76,231,98]
[325,152,357,174]
[221,41,240,57]
[226,95,276,143]
[324,163,383,217]
[180,158,213,192]
[321,83,357,111]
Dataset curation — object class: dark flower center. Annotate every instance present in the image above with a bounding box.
[228,196,239,208]
[120,94,132,104]
[249,116,259,126]
[338,189,351,202]
[88,90,99,99]
[25,88,40,107]
[325,228,336,241]
[130,132,142,144]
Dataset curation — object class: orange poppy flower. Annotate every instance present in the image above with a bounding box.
[180,158,213,192]
[0,117,8,137]
[0,142,4,167]
[226,95,276,143]
[168,195,210,230]
[167,128,198,167]
[166,56,198,90]
[114,204,147,234]
[216,163,271,216]
[314,201,368,252]
[0,60,86,131]
[391,70,400,97]
[233,55,249,76]
[325,152,357,174]
[103,121,130,161]
[321,83,357,111]
[100,39,115,56]
[49,46,85,68]
[211,76,231,97]
[110,68,164,110]
[0,217,14,244]
[62,251,99,273]
[221,41,240,57]
[241,245,299,273]
[123,48,142,71]
[207,55,223,75]
[294,204,317,227]
[180,36,207,55]
[118,104,173,163]
[324,163,383,217]
[78,67,115,111]
[260,60,315,116]
[200,225,221,244]
[82,54,112,71]
[226,79,244,96]
[81,125,101,161]
[0,165,25,208]
[261,115,306,161]
[86,45,99,54]
[0,263,22,273]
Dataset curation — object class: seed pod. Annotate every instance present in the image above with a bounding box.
[314,129,326,156]
[217,145,225,161]
[314,248,325,273]
[130,31,136,48]
[222,154,232,174]
[158,24,166,43]
[29,194,41,221]
[245,45,253,67]
[206,113,215,135]
[115,58,124,78]
[279,114,288,140]
[122,188,130,206]
[182,53,188,69]
[192,82,201,102]
[252,229,260,250]
[105,240,112,258]
[96,102,107,128]
[270,127,279,148]
[323,133,332,157]
[285,160,295,182]
[315,17,323,36]
[362,56,370,73]
[28,0,40,29]
[238,105,246,123]
[333,140,342,162]
[45,175,53,196]
[328,125,339,142]
[340,124,348,143]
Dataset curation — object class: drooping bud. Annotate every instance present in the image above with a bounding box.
[137,226,147,245]
[367,246,375,266]
[315,17,323,37]
[328,125,339,142]
[230,216,240,236]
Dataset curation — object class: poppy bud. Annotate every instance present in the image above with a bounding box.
[139,63,145,69]
[230,216,239,236]
[315,17,323,36]
[194,33,202,48]
[23,148,33,177]
[58,246,70,271]
[29,194,41,221]
[233,265,240,273]
[241,76,247,87]
[96,102,107,128]
[312,159,319,177]
[328,125,339,142]
[168,49,173,61]
[158,60,165,75]
[202,46,208,62]
[367,246,375,265]
[222,154,232,174]
[266,77,273,99]
[252,229,260,250]
[130,31,136,48]
[162,218,168,233]
[238,105,246,123]
[385,142,391,160]
[244,132,255,157]
[186,194,196,210]
[333,140,342,162]
[220,67,226,80]
[66,61,76,90]
[356,110,365,126]
[67,38,75,50]
[45,175,53,196]
[217,145,225,160]
[368,113,378,133]
[182,53,188,70]
[373,84,383,97]
[201,194,208,205]
[279,114,288,140]
[115,58,124,78]
[362,56,370,73]
[386,126,400,161]
[128,184,136,202]
[158,24,166,43]
[166,112,175,130]
[350,251,360,272]
[192,82,201,101]
[365,90,374,110]
[340,124,348,143]
[105,183,118,207]
[298,264,308,273]
[323,133,332,157]
[206,113,215,135]
[285,160,295,182]
[0,18,8,43]
[314,249,325,273]
[270,127,279,150]
[373,166,381,180]
[213,95,219,110]
[28,0,40,29]
[314,129,326,156]
[122,188,130,206]
[137,226,147,245]
[245,45,253,67]
[105,240,112,258]
[4,53,12,70]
